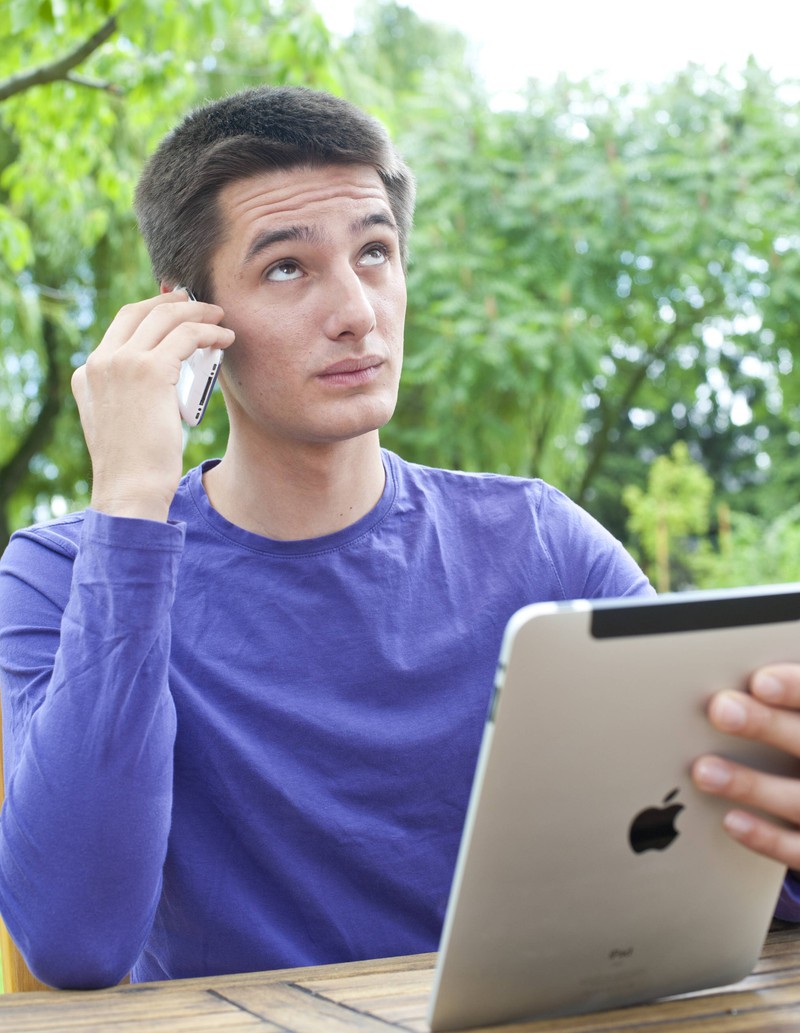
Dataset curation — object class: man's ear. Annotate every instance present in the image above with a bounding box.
[160,282,174,295]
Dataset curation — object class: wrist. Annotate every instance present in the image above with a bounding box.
[89,465,180,523]
[90,491,172,523]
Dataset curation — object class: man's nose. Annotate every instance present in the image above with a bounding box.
[323,267,377,341]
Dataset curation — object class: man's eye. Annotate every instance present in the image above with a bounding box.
[359,244,389,267]
[266,261,303,282]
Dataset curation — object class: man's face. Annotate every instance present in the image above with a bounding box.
[209,163,407,450]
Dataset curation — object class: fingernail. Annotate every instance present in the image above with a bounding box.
[714,694,747,731]
[723,811,755,837]
[694,757,732,790]
[753,672,784,703]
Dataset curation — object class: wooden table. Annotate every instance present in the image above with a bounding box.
[2,922,800,1032]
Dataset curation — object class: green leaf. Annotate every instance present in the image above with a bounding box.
[0,206,33,272]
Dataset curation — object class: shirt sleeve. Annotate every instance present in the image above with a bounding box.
[0,510,184,987]
[774,874,800,923]
[532,484,655,602]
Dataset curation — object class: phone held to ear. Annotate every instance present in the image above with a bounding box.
[174,286,223,427]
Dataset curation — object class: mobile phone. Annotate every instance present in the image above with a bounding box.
[174,286,223,427]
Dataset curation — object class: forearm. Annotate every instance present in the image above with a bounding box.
[774,873,800,923]
[0,511,183,987]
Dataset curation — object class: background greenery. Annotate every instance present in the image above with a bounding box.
[2,0,799,594]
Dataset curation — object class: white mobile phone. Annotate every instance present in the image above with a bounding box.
[175,286,223,427]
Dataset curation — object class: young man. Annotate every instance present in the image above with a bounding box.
[0,86,798,990]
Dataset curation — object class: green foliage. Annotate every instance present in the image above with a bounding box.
[0,0,798,598]
[691,503,800,589]
[379,61,800,552]
[623,442,713,591]
[339,19,800,560]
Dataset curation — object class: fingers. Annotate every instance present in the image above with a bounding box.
[694,664,800,869]
[692,754,800,867]
[75,291,234,406]
[705,685,800,760]
[126,300,232,358]
[95,290,231,358]
[718,808,800,870]
[87,321,234,388]
[94,291,189,353]
[751,664,800,709]
[692,754,800,828]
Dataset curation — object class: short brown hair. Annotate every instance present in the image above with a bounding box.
[134,85,416,301]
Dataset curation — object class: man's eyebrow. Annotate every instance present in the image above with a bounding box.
[242,225,321,267]
[351,211,398,235]
[241,211,398,269]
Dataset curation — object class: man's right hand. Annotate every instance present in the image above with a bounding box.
[71,290,235,522]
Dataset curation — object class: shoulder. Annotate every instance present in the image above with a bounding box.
[383,452,588,539]
[385,450,547,507]
[530,484,652,599]
[383,451,651,600]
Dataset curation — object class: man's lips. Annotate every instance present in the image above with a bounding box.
[319,356,384,376]
[317,356,385,385]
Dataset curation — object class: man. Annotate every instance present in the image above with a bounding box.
[0,85,798,990]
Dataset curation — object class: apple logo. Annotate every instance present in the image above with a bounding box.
[628,788,684,854]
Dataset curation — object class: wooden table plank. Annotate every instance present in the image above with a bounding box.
[220,982,411,1032]
[2,930,800,1032]
[0,985,277,1032]
[289,929,800,1033]
[329,982,800,1033]
[296,967,434,1029]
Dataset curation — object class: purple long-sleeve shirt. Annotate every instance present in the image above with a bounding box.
[0,450,683,987]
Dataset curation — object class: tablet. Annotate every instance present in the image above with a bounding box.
[429,583,800,1031]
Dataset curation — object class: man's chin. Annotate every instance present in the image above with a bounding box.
[312,397,397,443]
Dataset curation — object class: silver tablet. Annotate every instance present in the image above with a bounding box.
[429,583,800,1031]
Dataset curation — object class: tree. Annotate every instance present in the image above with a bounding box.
[357,28,800,547]
[0,0,342,549]
[572,62,800,539]
[691,503,800,588]
[623,442,713,591]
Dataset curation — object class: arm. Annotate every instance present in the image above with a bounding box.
[0,515,182,986]
[692,664,800,920]
[0,292,234,986]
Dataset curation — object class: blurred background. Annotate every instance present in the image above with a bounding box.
[1,0,799,592]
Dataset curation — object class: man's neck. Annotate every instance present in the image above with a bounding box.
[202,431,386,541]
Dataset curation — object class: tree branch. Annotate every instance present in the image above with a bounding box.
[65,72,122,95]
[0,15,118,104]
[575,323,687,505]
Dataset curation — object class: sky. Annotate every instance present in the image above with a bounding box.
[315,0,800,100]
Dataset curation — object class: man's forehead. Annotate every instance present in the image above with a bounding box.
[219,164,393,228]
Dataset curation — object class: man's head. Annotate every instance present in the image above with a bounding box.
[134,86,416,301]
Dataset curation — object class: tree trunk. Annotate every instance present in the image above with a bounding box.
[0,317,63,553]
